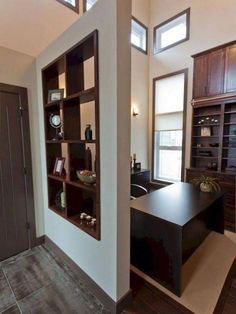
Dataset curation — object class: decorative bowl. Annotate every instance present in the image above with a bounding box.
[76,170,96,185]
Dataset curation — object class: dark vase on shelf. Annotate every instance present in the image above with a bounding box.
[85,124,93,140]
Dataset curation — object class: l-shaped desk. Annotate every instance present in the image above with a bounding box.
[130,182,224,296]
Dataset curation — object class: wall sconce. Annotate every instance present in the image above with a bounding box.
[132,105,139,117]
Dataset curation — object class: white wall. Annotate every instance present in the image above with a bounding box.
[149,0,236,173]
[131,0,150,168]
[0,46,44,236]
[36,0,131,301]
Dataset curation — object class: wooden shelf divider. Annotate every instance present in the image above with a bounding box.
[42,30,100,240]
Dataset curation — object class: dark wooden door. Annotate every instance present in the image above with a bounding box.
[208,49,225,96]
[0,84,35,261]
[225,44,236,93]
[193,54,208,99]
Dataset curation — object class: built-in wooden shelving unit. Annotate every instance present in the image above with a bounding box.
[42,30,100,240]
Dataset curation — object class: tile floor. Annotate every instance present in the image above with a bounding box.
[0,245,110,314]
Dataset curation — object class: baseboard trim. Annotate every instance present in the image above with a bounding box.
[35,235,45,247]
[44,236,132,314]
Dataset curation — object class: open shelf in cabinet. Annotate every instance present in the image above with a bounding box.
[42,30,100,240]
[190,98,236,172]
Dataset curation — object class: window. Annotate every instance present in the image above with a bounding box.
[152,70,187,183]
[64,0,76,5]
[154,8,190,54]
[56,0,79,12]
[131,17,148,54]
[84,0,97,11]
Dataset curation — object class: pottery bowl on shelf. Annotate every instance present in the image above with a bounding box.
[76,170,96,184]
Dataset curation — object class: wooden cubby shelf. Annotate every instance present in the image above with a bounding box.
[187,93,236,232]
[189,100,236,172]
[42,30,100,240]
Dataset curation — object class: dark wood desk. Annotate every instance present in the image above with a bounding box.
[130,182,224,296]
[131,169,150,190]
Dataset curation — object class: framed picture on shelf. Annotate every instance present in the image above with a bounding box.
[201,127,211,137]
[48,89,64,103]
[53,157,65,176]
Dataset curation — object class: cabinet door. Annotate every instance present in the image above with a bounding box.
[208,49,225,96]
[193,54,208,99]
[225,44,236,93]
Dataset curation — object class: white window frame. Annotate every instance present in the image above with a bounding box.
[152,70,188,184]
[154,8,190,54]
[131,16,148,54]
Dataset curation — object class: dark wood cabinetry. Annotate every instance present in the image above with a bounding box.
[225,44,236,93]
[190,42,236,232]
[42,31,100,240]
[208,49,225,97]
[186,168,235,232]
[192,41,236,101]
[193,55,208,99]
[187,98,236,232]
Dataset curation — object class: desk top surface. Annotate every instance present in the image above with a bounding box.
[130,182,223,227]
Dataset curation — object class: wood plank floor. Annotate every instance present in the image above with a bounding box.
[123,272,193,314]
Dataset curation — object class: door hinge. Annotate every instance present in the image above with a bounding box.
[26,222,30,230]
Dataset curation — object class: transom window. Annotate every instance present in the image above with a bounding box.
[154,8,190,54]
[152,70,187,183]
[64,0,76,6]
[84,0,97,11]
[131,17,148,54]
[56,0,79,12]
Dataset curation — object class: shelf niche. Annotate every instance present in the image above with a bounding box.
[42,30,100,240]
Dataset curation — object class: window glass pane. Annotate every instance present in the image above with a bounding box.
[158,14,187,49]
[153,71,186,183]
[86,0,97,10]
[155,148,182,182]
[154,131,182,182]
[154,9,189,53]
[155,73,184,114]
[64,0,76,6]
[159,130,182,147]
[131,19,147,52]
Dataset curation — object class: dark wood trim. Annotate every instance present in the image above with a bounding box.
[153,8,190,54]
[131,16,148,55]
[83,0,86,12]
[151,69,188,184]
[36,235,45,246]
[45,236,132,314]
[55,0,79,13]
[182,68,188,180]
[94,29,101,240]
[192,92,236,106]
[0,83,37,249]
[192,39,236,58]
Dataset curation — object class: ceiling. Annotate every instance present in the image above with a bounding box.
[0,0,80,57]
